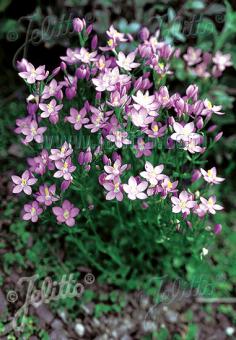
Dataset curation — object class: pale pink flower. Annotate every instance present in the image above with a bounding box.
[60,48,80,64]
[106,89,129,108]
[36,184,58,206]
[171,191,196,214]
[52,200,80,227]
[106,129,131,148]
[134,138,153,158]
[92,67,130,92]
[22,201,43,222]
[123,176,148,200]
[103,177,123,201]
[183,47,202,66]
[116,51,140,71]
[140,161,165,186]
[75,47,97,64]
[182,138,205,154]
[104,159,127,180]
[39,99,63,121]
[170,121,200,143]
[22,120,47,144]
[130,107,154,127]
[41,79,63,99]
[200,167,225,184]
[54,157,76,181]
[200,196,223,214]
[19,63,48,84]
[202,99,224,116]
[12,170,37,195]
[106,25,127,43]
[49,142,73,161]
[212,51,232,72]
[65,107,89,130]
[132,90,159,116]
[160,177,178,197]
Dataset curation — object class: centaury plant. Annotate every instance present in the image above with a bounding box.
[11,18,230,287]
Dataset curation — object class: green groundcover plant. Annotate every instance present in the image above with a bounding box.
[10,16,232,287]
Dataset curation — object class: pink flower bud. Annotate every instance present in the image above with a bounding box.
[186,84,198,101]
[73,17,86,33]
[102,155,110,165]
[214,224,222,235]
[60,62,67,71]
[207,124,217,133]
[191,169,201,183]
[96,92,102,101]
[84,147,92,164]
[214,131,223,142]
[196,117,204,130]
[27,103,38,116]
[78,151,85,165]
[91,35,98,49]
[86,24,93,35]
[65,86,76,100]
[139,27,150,41]
[76,66,87,79]
[52,66,60,77]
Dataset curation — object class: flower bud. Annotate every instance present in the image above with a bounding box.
[139,27,150,41]
[196,117,203,130]
[214,224,222,235]
[91,35,98,49]
[73,17,86,33]
[191,169,201,183]
[214,131,223,142]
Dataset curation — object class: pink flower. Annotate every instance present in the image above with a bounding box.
[60,48,80,65]
[116,52,140,71]
[75,47,97,64]
[52,200,80,227]
[183,47,202,66]
[49,142,73,161]
[39,99,63,123]
[106,89,129,108]
[132,90,159,116]
[144,122,166,138]
[22,120,47,144]
[160,177,178,197]
[106,129,131,148]
[12,170,37,195]
[134,138,153,158]
[202,99,224,116]
[170,121,200,143]
[106,25,127,43]
[103,177,123,201]
[171,191,196,214]
[54,157,76,180]
[182,138,205,154]
[140,161,165,186]
[41,79,63,100]
[92,67,130,92]
[36,184,58,206]
[19,63,48,84]
[200,167,225,184]
[200,196,223,214]
[28,149,55,175]
[212,51,232,72]
[123,176,148,200]
[130,107,154,127]
[65,107,89,130]
[22,201,43,222]
[104,159,127,180]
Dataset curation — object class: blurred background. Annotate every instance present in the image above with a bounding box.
[0,0,236,339]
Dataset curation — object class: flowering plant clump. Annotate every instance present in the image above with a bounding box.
[12,19,229,233]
